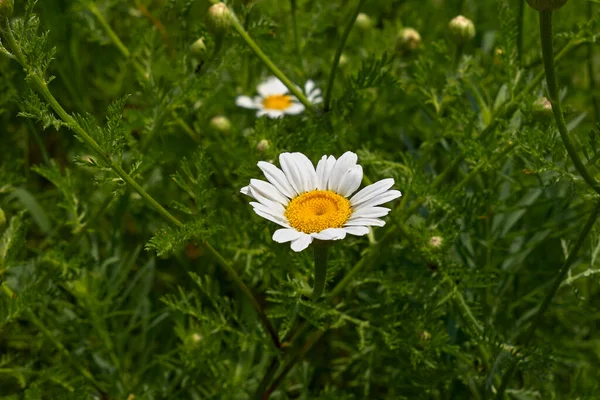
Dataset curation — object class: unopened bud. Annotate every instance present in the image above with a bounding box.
[396,28,421,53]
[429,236,443,248]
[256,139,270,153]
[338,53,349,67]
[0,0,14,18]
[207,3,232,35]
[448,15,475,45]
[210,115,231,133]
[494,48,504,66]
[526,0,568,11]
[355,13,373,31]
[0,208,5,227]
[532,97,553,120]
[190,37,207,58]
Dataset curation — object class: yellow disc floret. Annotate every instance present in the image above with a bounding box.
[263,94,293,110]
[284,190,352,234]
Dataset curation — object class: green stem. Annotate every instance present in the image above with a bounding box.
[1,19,280,351]
[539,10,600,195]
[323,0,367,112]
[254,357,281,399]
[494,199,600,399]
[312,245,329,298]
[262,329,326,399]
[87,3,200,140]
[228,9,313,110]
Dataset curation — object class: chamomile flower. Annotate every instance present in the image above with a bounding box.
[241,151,402,252]
[235,77,322,119]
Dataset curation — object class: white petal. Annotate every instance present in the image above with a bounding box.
[280,152,304,195]
[348,207,391,219]
[250,201,286,219]
[236,96,258,109]
[258,77,289,97]
[240,185,253,198]
[248,186,287,214]
[251,202,290,228]
[344,218,386,227]
[309,94,323,104]
[258,161,297,198]
[349,178,395,207]
[292,152,318,193]
[316,155,336,190]
[328,151,358,192]
[253,209,290,228]
[273,228,303,243]
[353,190,402,210]
[265,110,285,119]
[343,226,370,236]
[284,103,305,115]
[250,179,289,206]
[291,234,313,252]
[305,80,315,94]
[310,228,347,241]
[336,165,363,197]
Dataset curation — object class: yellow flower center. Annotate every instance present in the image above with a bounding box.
[263,94,293,110]
[284,190,352,234]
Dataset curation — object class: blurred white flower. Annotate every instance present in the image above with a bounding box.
[241,151,402,252]
[236,77,321,119]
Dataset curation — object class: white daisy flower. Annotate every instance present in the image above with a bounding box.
[241,151,402,252]
[235,77,322,118]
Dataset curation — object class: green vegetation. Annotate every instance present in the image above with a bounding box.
[1,0,600,398]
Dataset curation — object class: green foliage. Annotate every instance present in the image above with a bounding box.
[1,0,600,398]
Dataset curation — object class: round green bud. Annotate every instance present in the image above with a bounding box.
[338,53,349,67]
[210,115,231,133]
[396,28,421,53]
[532,97,553,120]
[256,139,270,153]
[0,0,14,18]
[190,37,207,58]
[526,0,568,11]
[355,13,373,31]
[448,15,476,44]
[207,3,232,35]
[0,207,6,228]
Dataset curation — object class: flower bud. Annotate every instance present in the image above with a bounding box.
[338,53,349,67]
[0,207,5,228]
[526,0,568,11]
[396,28,421,53]
[190,37,207,58]
[256,139,270,153]
[532,97,553,120]
[429,236,443,248]
[355,13,373,31]
[210,115,231,133]
[0,0,14,18]
[448,15,475,45]
[207,3,232,35]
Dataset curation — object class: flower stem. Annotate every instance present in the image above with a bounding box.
[312,245,329,298]
[323,0,366,112]
[1,18,281,351]
[228,8,313,110]
[262,329,326,399]
[494,199,600,399]
[539,10,600,195]
[86,3,198,140]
